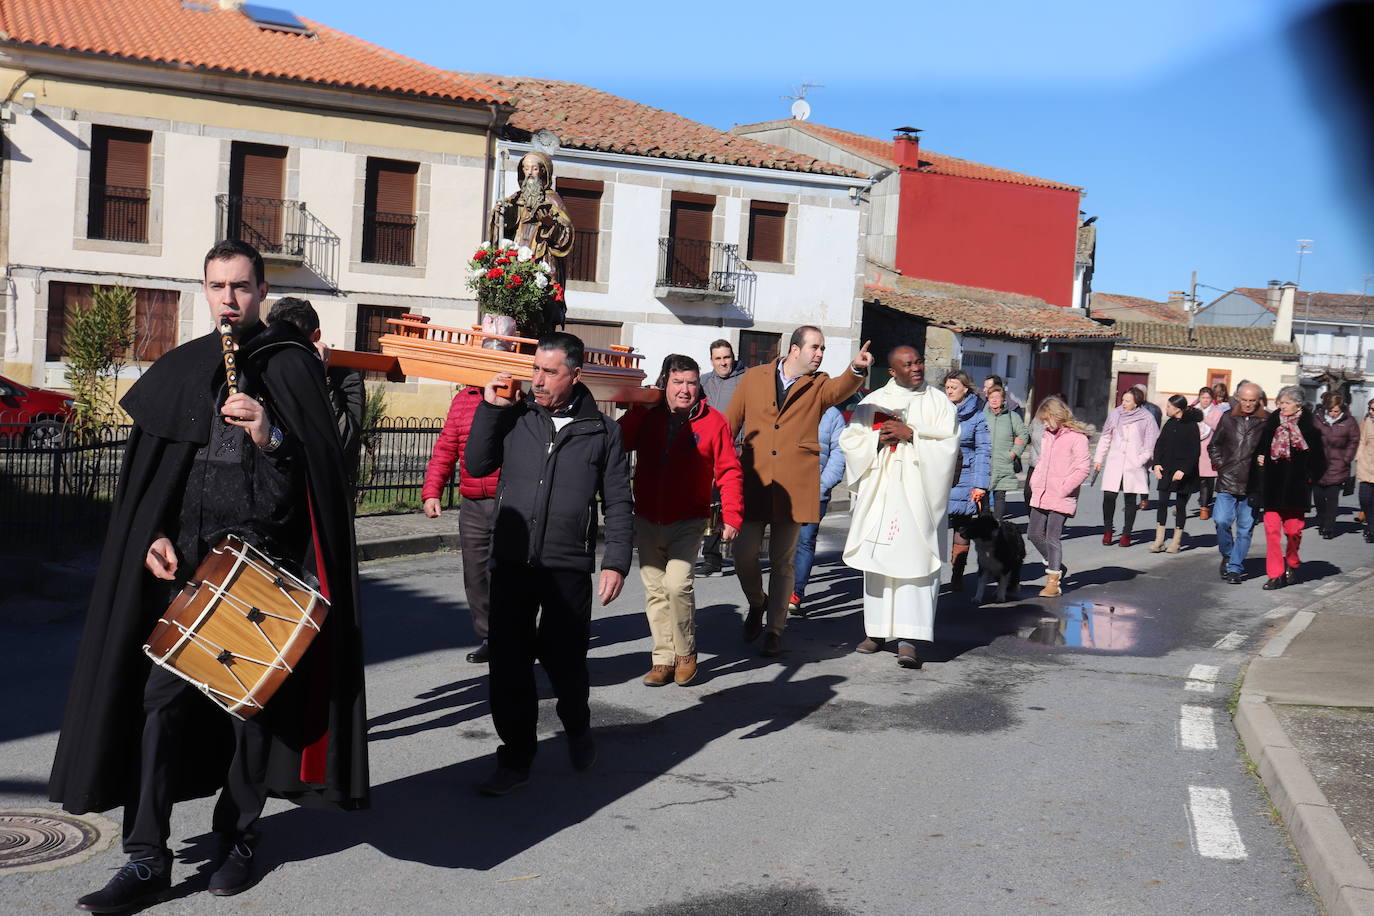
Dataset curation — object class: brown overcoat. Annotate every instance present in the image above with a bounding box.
[725,359,864,523]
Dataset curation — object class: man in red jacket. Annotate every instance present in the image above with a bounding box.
[423,386,501,663]
[620,355,743,686]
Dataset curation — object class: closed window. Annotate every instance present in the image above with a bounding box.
[363,158,419,266]
[747,201,787,263]
[558,178,603,283]
[47,282,178,362]
[962,351,994,369]
[355,304,408,380]
[739,330,781,368]
[228,142,287,252]
[1005,354,1018,379]
[664,192,714,289]
[88,126,151,243]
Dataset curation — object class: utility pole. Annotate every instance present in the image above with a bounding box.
[1186,269,1198,340]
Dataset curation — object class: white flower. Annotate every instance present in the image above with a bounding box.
[536,260,551,273]
[517,246,533,261]
[498,238,515,248]
[534,273,548,289]
[479,241,492,250]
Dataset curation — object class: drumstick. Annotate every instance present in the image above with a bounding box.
[219,320,239,397]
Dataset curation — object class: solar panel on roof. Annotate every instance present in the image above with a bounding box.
[241,3,312,35]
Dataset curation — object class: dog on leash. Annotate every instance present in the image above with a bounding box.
[957,513,1026,605]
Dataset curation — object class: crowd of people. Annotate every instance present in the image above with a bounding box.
[46,265,1371,911]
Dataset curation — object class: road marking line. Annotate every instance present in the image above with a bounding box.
[1313,581,1342,596]
[1187,786,1248,860]
[1212,631,1245,650]
[1180,706,1218,750]
[1185,664,1220,692]
[1351,567,1372,576]
[1262,605,1295,620]
[1260,610,1316,659]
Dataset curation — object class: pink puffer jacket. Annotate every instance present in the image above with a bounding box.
[1031,426,1092,516]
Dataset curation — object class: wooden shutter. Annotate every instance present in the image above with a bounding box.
[363,159,418,265]
[230,143,286,249]
[562,319,620,353]
[100,128,151,190]
[667,196,713,288]
[558,179,602,283]
[133,289,179,362]
[747,201,786,263]
[367,159,417,216]
[89,127,151,241]
[47,282,94,361]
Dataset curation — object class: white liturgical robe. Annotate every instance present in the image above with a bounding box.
[840,379,958,641]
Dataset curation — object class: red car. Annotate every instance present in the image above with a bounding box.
[0,374,75,448]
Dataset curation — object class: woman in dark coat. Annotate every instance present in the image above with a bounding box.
[1313,391,1360,538]
[1149,394,1202,553]
[1254,386,1326,589]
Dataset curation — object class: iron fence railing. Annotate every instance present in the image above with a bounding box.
[215,194,340,290]
[656,238,740,294]
[89,185,150,243]
[567,228,598,283]
[362,211,418,266]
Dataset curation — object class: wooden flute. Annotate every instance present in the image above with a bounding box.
[219,320,239,396]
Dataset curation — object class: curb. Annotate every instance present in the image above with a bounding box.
[356,533,460,562]
[1237,596,1374,916]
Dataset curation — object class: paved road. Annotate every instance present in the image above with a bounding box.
[7,489,1370,914]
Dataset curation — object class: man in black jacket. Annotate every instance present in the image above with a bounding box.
[1208,381,1268,584]
[465,332,633,796]
[50,241,367,912]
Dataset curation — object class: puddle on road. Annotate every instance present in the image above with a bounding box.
[1020,601,1147,652]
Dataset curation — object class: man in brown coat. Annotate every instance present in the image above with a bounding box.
[725,325,872,655]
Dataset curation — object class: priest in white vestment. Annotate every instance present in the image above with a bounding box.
[840,346,959,668]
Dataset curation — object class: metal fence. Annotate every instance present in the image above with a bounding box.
[0,417,453,555]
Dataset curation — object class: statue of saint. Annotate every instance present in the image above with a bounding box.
[487,151,574,332]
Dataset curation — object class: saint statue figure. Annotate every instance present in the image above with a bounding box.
[487,151,574,333]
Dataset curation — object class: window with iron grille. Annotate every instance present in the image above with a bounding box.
[664,192,714,289]
[739,330,781,369]
[962,351,995,369]
[354,304,408,380]
[363,159,419,266]
[558,178,603,283]
[88,126,152,243]
[47,282,178,362]
[746,201,787,263]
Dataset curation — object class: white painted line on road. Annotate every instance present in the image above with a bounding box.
[1187,786,1248,860]
[1313,581,1342,596]
[1351,566,1372,577]
[1260,610,1316,659]
[1212,631,1245,651]
[1262,605,1295,620]
[1185,664,1220,692]
[1180,706,1218,750]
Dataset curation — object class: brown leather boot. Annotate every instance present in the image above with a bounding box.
[1199,506,1211,521]
[642,664,674,686]
[950,543,970,592]
[673,654,698,686]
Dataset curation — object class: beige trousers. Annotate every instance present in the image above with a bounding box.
[636,517,707,664]
[735,518,803,636]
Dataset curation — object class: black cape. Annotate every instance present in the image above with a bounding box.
[49,323,369,814]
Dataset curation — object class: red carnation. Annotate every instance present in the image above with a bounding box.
[472,250,486,261]
[508,274,524,287]
[486,266,504,280]
[496,257,510,265]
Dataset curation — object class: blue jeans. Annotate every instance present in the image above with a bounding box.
[793,499,830,599]
[1213,492,1256,574]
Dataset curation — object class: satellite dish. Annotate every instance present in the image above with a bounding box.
[791,99,811,121]
[532,129,560,153]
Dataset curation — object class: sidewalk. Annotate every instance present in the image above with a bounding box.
[1236,563,1374,916]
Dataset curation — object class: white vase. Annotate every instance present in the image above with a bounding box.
[480,313,517,351]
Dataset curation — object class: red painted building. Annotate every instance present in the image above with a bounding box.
[732,121,1083,308]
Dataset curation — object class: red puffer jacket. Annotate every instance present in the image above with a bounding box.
[619,397,743,529]
[422,386,499,501]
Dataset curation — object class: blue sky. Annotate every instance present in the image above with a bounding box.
[289,0,1371,303]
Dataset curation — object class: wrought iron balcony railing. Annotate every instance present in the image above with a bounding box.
[656,238,740,296]
[216,194,340,290]
[88,185,150,243]
[362,211,418,266]
[566,229,599,283]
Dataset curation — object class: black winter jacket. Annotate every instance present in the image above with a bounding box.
[1152,408,1202,481]
[1253,408,1326,513]
[1207,408,1268,496]
[465,383,633,575]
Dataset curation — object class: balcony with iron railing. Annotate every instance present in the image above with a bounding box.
[655,238,743,301]
[216,194,340,290]
[362,211,418,266]
[88,185,150,243]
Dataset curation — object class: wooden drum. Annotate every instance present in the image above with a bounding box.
[143,535,329,720]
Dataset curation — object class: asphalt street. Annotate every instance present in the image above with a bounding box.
[5,487,1370,914]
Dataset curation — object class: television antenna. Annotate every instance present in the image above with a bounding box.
[1295,238,1313,288]
[782,82,824,121]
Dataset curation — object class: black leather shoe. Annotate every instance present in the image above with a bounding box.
[760,632,782,657]
[1225,572,1245,585]
[478,766,530,796]
[208,839,256,897]
[568,730,596,772]
[1219,558,1229,579]
[76,856,170,912]
[466,640,490,664]
[1262,577,1286,590]
[1285,567,1298,585]
[743,599,766,642]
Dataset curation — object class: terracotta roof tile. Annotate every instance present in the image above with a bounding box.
[450,74,861,178]
[0,0,503,103]
[1090,292,1187,324]
[865,282,1116,340]
[1116,321,1298,357]
[733,119,1079,190]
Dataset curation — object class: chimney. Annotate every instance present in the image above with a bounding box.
[1273,282,1296,345]
[1166,291,1188,311]
[892,127,922,170]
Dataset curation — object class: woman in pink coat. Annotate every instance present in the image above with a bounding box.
[1029,397,1094,597]
[1094,387,1160,546]
[1191,387,1224,519]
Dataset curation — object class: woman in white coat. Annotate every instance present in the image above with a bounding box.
[1094,386,1160,547]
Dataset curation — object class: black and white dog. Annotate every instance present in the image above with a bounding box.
[958,513,1026,605]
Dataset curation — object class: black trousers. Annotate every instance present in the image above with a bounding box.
[1102,490,1139,533]
[1313,483,1342,533]
[123,667,268,861]
[1156,477,1191,528]
[488,566,593,772]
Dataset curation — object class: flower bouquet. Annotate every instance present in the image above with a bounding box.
[467,240,564,350]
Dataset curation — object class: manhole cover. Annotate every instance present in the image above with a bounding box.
[0,809,117,873]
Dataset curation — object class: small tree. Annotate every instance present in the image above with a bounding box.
[64,284,135,440]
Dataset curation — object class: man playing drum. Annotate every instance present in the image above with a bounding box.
[49,240,368,911]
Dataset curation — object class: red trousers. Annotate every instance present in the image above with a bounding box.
[1263,509,1305,579]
